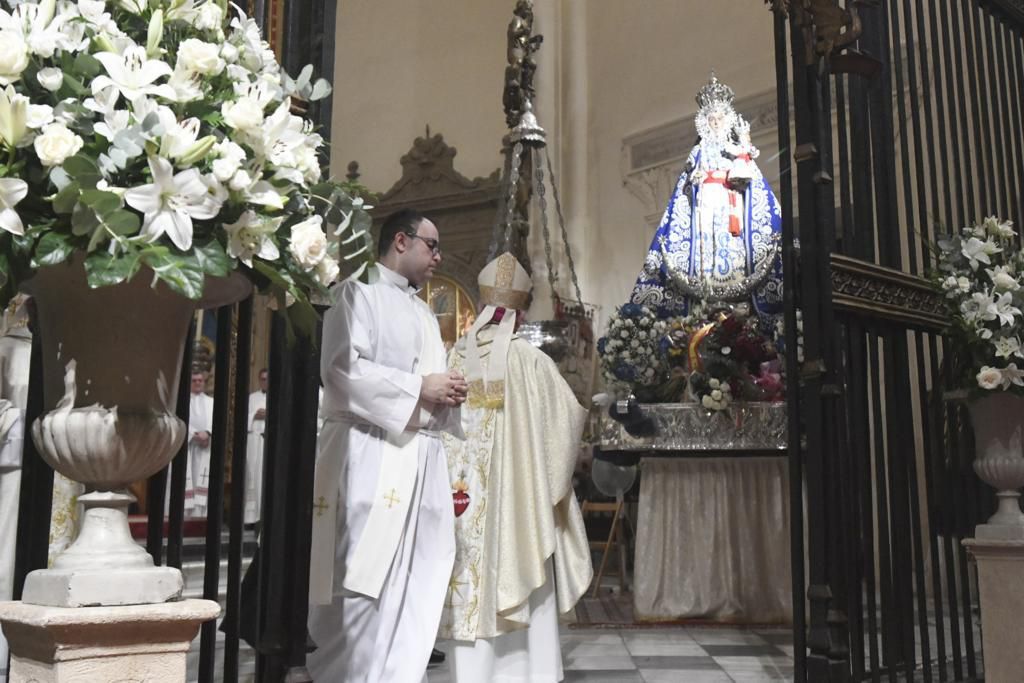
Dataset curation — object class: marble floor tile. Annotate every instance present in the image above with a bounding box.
[701,644,790,658]
[640,670,733,683]
[563,653,638,671]
[631,655,721,670]
[563,671,645,683]
[687,628,772,646]
[561,640,632,658]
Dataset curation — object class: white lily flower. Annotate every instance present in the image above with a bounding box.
[994,291,1021,327]
[0,177,27,235]
[1004,363,1024,388]
[92,46,176,102]
[962,236,1001,270]
[987,265,1021,292]
[159,117,201,160]
[116,0,148,14]
[124,156,223,250]
[0,85,26,147]
[983,215,1016,239]
[222,210,281,266]
[994,336,1022,359]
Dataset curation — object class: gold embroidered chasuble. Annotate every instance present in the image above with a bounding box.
[440,328,593,641]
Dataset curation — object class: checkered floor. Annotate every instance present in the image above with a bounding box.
[428,626,795,682]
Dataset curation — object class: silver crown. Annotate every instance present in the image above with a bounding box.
[695,73,735,110]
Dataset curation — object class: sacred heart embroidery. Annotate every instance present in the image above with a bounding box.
[452,474,470,517]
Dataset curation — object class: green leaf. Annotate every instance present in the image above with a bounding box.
[142,249,205,299]
[60,74,89,98]
[104,209,141,236]
[189,239,231,277]
[73,53,103,80]
[287,297,320,341]
[254,259,294,290]
[33,232,75,267]
[52,180,81,214]
[79,189,122,216]
[71,203,100,236]
[62,155,101,189]
[83,250,141,288]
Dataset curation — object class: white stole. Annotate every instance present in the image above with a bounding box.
[309,302,444,603]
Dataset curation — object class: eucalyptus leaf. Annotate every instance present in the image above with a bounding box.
[73,53,103,79]
[71,203,100,236]
[310,79,332,101]
[80,189,122,216]
[104,210,141,236]
[52,180,80,214]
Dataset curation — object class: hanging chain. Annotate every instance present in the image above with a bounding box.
[544,148,583,306]
[502,141,524,249]
[533,147,559,306]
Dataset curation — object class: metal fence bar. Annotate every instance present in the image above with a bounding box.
[12,321,51,600]
[166,322,195,571]
[199,305,235,681]
[223,296,254,683]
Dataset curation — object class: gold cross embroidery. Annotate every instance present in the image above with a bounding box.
[384,489,401,509]
[313,496,329,517]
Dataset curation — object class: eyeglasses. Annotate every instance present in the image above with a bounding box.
[406,233,441,256]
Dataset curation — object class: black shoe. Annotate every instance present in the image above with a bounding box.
[429,648,446,664]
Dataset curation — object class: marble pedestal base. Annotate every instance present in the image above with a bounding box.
[963,538,1024,683]
[0,599,219,683]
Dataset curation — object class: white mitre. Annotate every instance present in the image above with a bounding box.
[463,252,532,407]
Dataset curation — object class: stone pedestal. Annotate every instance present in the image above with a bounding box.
[963,538,1024,682]
[0,599,220,683]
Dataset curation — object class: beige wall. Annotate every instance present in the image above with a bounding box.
[330,0,781,320]
[330,0,510,191]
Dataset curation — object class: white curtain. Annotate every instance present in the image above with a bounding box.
[634,457,792,623]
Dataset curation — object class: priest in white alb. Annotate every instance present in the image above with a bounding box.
[440,253,593,682]
[244,367,268,525]
[307,209,468,683]
[187,369,214,519]
[0,295,31,681]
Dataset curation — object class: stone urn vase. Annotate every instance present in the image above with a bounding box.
[968,392,1024,539]
[20,255,250,607]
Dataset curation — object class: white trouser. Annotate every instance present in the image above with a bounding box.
[0,466,22,683]
[307,438,455,683]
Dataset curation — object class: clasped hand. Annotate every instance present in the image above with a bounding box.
[421,370,469,406]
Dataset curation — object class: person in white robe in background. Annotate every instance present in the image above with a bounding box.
[187,370,214,519]
[244,368,268,525]
[307,208,468,683]
[440,253,593,683]
[0,296,31,683]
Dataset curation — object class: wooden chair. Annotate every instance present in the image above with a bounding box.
[580,500,628,598]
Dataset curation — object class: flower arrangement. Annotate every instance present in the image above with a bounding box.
[596,303,669,393]
[598,302,786,410]
[931,216,1024,393]
[0,0,373,336]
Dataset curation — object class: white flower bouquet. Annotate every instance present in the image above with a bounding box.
[0,0,372,335]
[932,216,1024,393]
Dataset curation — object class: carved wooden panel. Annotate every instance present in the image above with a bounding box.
[830,254,947,331]
[370,130,502,304]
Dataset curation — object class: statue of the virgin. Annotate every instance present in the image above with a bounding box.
[630,74,783,319]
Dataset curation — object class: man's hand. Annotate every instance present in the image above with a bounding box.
[192,431,211,448]
[421,371,469,406]
[254,408,266,420]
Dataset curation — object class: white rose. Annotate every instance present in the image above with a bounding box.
[288,216,328,270]
[701,395,715,409]
[0,30,29,85]
[229,169,253,192]
[177,38,225,76]
[993,271,1020,292]
[711,389,723,401]
[315,257,340,287]
[195,2,225,31]
[37,67,63,92]
[33,123,84,167]
[977,366,1003,390]
[221,97,263,131]
[26,104,54,130]
[221,43,239,63]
